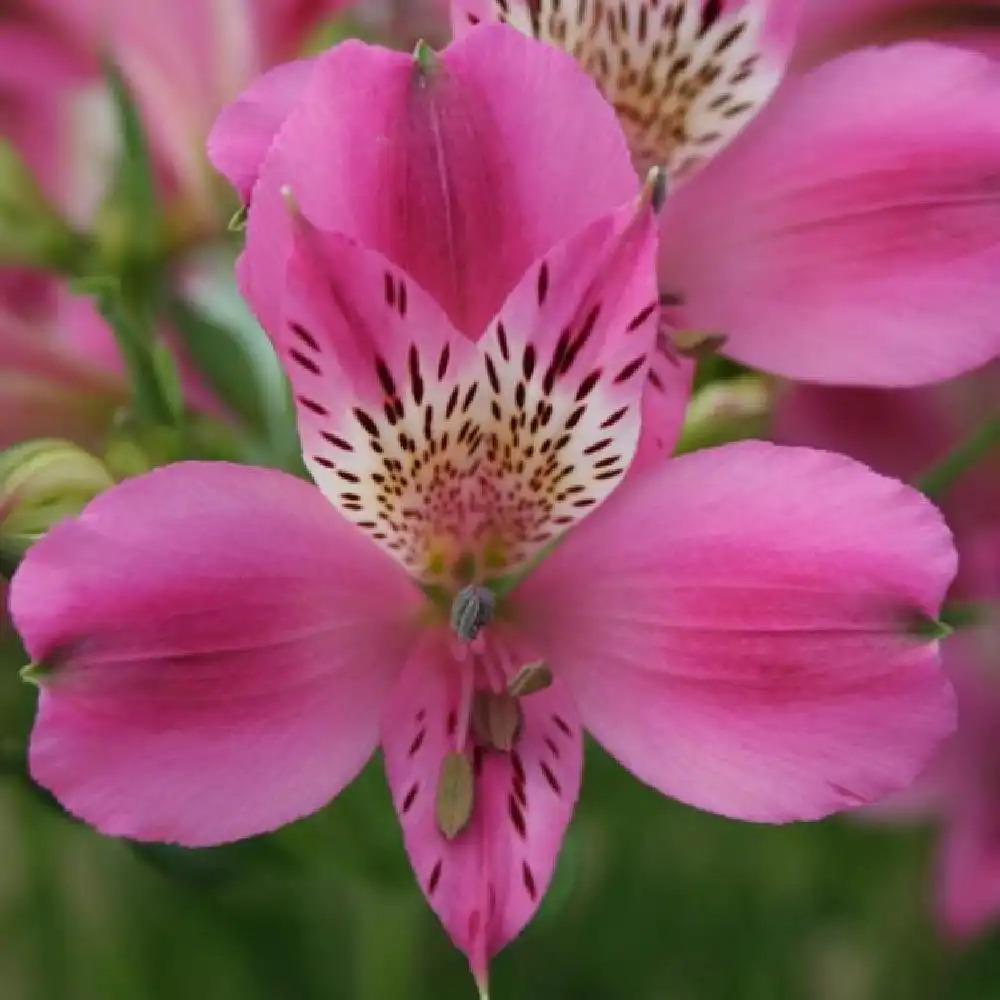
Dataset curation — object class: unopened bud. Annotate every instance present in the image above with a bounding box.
[435,751,475,841]
[0,141,83,271]
[471,691,523,752]
[0,439,113,561]
[677,375,773,454]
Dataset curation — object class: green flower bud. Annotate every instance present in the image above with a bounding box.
[0,141,85,271]
[0,439,114,563]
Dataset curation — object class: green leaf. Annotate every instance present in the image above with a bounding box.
[92,286,176,427]
[170,266,304,472]
[151,341,185,426]
[917,415,1000,499]
[166,299,274,437]
[101,58,159,252]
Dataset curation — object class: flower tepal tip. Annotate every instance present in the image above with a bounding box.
[412,39,439,78]
[641,165,669,214]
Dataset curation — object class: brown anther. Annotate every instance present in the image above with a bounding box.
[507,660,554,698]
[669,329,728,359]
[471,691,524,753]
[435,751,475,841]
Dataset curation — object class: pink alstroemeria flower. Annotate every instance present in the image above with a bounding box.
[15,29,959,989]
[449,0,1000,387]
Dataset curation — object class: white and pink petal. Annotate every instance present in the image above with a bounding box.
[280,193,663,582]
[381,635,583,984]
[453,0,801,175]
[659,42,1000,385]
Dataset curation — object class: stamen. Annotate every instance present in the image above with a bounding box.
[471,692,524,753]
[450,585,496,642]
[507,660,554,698]
[436,750,475,840]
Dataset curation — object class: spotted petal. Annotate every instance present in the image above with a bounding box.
[381,634,583,986]
[280,195,661,583]
[453,0,801,176]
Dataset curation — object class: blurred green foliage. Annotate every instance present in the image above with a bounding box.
[1,631,998,1000]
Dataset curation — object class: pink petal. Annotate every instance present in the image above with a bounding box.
[11,462,421,846]
[207,58,317,203]
[658,42,1000,385]
[452,0,801,176]
[794,0,1000,68]
[381,634,582,982]
[772,383,955,485]
[280,194,662,581]
[771,364,1000,598]
[240,26,637,337]
[633,317,695,473]
[512,441,957,822]
[939,812,1000,940]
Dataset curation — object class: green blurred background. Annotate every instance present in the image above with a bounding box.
[2,629,998,1000]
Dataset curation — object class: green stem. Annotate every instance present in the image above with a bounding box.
[97,291,177,428]
[354,889,421,1000]
[918,416,1000,498]
[18,791,71,1000]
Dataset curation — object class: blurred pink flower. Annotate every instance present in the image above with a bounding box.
[0,0,353,232]
[0,1,350,447]
[0,295,125,454]
[449,1,1000,387]
[793,0,1000,67]
[930,631,1000,940]
[14,29,959,987]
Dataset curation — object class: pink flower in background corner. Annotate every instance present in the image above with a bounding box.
[0,296,125,455]
[0,0,355,237]
[452,0,1000,387]
[11,29,959,990]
